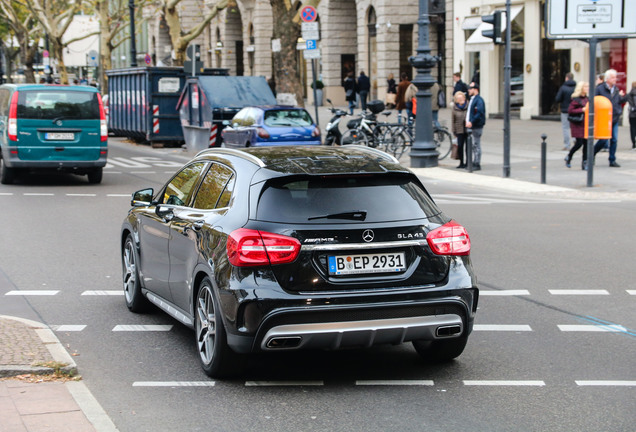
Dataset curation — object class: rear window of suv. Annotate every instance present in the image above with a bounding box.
[17,90,100,120]
[256,175,440,223]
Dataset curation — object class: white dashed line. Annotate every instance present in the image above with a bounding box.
[558,325,627,332]
[480,290,530,296]
[245,381,324,387]
[549,290,609,295]
[356,380,434,386]
[112,325,173,332]
[5,290,59,296]
[463,380,546,386]
[52,325,87,332]
[627,290,636,295]
[82,290,124,296]
[107,194,130,197]
[23,193,54,196]
[130,171,157,174]
[0,193,14,196]
[575,381,636,387]
[473,325,533,331]
[133,381,215,387]
[66,194,97,197]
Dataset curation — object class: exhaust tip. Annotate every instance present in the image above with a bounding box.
[436,325,462,337]
[266,336,302,349]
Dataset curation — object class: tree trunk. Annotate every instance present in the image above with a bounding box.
[23,44,37,83]
[270,0,303,107]
[165,5,183,66]
[51,39,69,84]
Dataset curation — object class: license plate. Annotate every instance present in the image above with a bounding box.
[45,132,74,140]
[328,252,406,275]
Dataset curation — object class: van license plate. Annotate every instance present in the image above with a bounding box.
[328,252,406,275]
[45,132,74,140]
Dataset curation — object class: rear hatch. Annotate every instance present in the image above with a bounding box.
[16,89,102,161]
[252,174,450,292]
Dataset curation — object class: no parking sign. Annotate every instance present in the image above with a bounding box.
[300,5,317,22]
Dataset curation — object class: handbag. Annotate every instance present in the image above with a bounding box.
[345,89,354,99]
[567,113,584,123]
[385,93,396,105]
[451,143,459,160]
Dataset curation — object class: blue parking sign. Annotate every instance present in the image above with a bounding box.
[306,40,317,50]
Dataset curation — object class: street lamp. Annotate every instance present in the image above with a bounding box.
[129,0,137,67]
[409,0,441,168]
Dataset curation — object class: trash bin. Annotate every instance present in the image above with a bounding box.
[584,95,613,139]
[177,76,276,152]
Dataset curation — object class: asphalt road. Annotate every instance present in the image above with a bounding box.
[1,139,634,432]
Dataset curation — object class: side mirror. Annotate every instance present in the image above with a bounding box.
[131,188,154,207]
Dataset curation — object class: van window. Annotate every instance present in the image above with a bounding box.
[17,90,100,120]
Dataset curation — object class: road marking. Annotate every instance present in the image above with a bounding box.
[112,325,173,331]
[627,290,636,295]
[558,324,627,332]
[130,171,157,174]
[23,193,54,196]
[464,380,546,386]
[0,193,14,196]
[106,157,152,168]
[104,171,122,174]
[5,290,59,296]
[107,194,130,197]
[66,194,97,197]
[52,325,86,332]
[575,381,636,387]
[245,381,324,387]
[356,380,434,386]
[473,325,532,331]
[133,381,216,387]
[480,290,530,296]
[549,290,609,295]
[82,290,124,296]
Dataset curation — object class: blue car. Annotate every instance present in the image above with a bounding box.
[221,106,321,147]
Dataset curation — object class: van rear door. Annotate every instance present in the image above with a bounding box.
[16,89,102,162]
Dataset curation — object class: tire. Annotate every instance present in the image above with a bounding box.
[413,333,468,363]
[434,128,453,160]
[341,129,369,147]
[87,168,103,184]
[0,158,16,185]
[195,277,243,378]
[382,129,408,159]
[122,234,148,312]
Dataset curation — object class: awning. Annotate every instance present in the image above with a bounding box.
[465,5,523,52]
[462,16,483,30]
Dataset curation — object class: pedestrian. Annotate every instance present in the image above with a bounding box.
[385,73,397,108]
[596,74,604,87]
[564,81,589,170]
[404,80,418,126]
[453,72,468,95]
[343,71,357,115]
[465,82,486,171]
[452,91,468,169]
[395,72,412,124]
[555,72,577,150]
[357,71,370,111]
[627,81,636,150]
[593,69,628,167]
[430,81,442,129]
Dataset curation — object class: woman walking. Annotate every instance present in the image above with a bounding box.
[452,91,468,168]
[627,81,636,149]
[565,81,589,170]
[343,72,357,115]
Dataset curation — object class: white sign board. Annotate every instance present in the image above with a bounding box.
[302,22,320,40]
[271,39,281,53]
[303,48,321,60]
[546,0,636,39]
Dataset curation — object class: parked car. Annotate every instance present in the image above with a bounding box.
[0,84,108,184]
[221,106,321,147]
[121,145,479,377]
[510,77,524,106]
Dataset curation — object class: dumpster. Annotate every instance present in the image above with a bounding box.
[107,67,187,146]
[177,75,276,152]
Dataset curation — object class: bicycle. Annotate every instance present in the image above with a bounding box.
[341,110,395,149]
[381,113,453,160]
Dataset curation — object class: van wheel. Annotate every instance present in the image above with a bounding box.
[87,168,102,184]
[0,158,16,185]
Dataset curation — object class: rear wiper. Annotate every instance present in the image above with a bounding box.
[308,210,367,221]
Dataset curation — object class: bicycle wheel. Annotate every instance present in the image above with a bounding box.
[381,128,408,159]
[434,128,453,160]
[341,129,370,147]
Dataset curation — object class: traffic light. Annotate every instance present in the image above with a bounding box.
[184,44,203,76]
[482,11,503,44]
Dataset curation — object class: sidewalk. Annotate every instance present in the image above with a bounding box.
[0,316,117,432]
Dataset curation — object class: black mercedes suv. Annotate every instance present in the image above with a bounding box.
[121,146,478,377]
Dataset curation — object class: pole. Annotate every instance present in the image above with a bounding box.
[129,0,137,67]
[586,38,596,187]
[540,134,547,184]
[503,0,511,177]
[311,59,319,127]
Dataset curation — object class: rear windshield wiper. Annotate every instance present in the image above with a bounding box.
[308,210,367,221]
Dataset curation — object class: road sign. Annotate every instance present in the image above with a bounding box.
[303,48,320,60]
[300,5,317,22]
[145,54,152,65]
[302,22,320,40]
[545,0,636,39]
[306,40,317,50]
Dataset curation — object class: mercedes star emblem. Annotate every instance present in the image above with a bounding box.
[362,229,374,242]
[55,120,63,126]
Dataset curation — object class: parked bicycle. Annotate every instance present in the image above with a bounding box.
[381,113,453,160]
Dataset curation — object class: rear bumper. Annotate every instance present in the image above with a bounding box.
[1,145,107,169]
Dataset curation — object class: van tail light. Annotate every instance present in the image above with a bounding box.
[8,92,18,141]
[227,229,301,266]
[97,93,108,142]
[312,126,321,137]
[257,128,270,139]
[426,221,471,256]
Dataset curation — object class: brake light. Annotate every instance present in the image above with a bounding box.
[257,128,270,139]
[227,229,301,266]
[426,221,471,256]
[97,93,108,142]
[8,92,18,141]
[312,126,321,137]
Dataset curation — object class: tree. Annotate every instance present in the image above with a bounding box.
[0,0,41,83]
[156,0,230,66]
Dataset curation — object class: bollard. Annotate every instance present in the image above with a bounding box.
[540,134,547,184]
[467,129,473,173]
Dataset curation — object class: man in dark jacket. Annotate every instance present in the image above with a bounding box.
[593,69,627,167]
[357,71,371,111]
[465,82,486,170]
[555,72,576,150]
[453,72,468,95]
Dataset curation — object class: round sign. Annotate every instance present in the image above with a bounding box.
[144,54,152,65]
[300,5,318,22]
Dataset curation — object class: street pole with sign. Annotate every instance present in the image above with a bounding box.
[301,6,320,127]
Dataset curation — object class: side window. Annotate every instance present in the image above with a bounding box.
[162,162,206,206]
[243,108,257,126]
[193,163,234,210]
[232,109,246,127]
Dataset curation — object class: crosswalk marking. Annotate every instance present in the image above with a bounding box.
[473,325,533,331]
[5,290,59,296]
[112,325,173,332]
[82,290,124,296]
[133,381,216,387]
[480,290,530,296]
[549,289,609,295]
[52,325,87,332]
[245,381,324,387]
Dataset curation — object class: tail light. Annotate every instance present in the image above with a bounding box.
[97,93,108,142]
[426,221,471,256]
[312,126,321,137]
[227,229,301,266]
[8,92,18,141]
[257,128,270,139]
